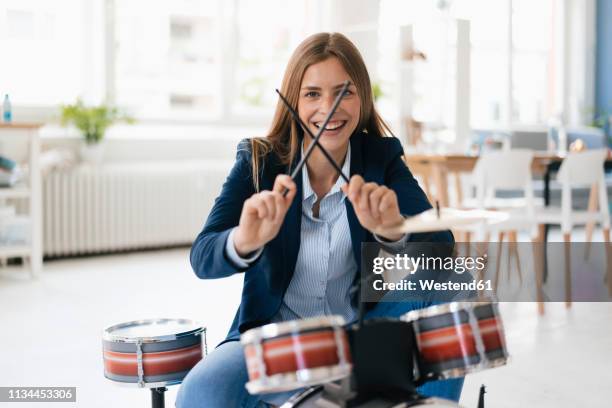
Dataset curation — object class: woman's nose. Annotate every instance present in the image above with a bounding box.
[319,93,338,116]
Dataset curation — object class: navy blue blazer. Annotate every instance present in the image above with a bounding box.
[190,131,453,344]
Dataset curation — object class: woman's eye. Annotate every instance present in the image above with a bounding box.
[303,89,352,98]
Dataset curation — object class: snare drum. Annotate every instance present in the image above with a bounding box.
[102,318,206,388]
[281,386,464,408]
[402,301,508,381]
[241,316,352,394]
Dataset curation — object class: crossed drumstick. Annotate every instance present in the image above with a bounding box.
[277,86,444,222]
[275,80,351,196]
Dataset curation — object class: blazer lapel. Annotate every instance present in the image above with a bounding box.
[280,147,303,286]
[345,132,366,268]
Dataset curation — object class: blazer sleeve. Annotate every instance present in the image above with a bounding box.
[384,137,454,244]
[189,139,257,279]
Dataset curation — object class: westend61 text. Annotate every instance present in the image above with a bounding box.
[372,278,493,292]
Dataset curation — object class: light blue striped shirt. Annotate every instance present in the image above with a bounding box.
[225,143,408,324]
[273,144,357,323]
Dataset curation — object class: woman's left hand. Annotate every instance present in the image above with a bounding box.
[341,175,405,241]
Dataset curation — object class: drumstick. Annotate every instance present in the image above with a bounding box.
[275,89,350,183]
[281,80,350,197]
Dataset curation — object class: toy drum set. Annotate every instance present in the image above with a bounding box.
[240,300,508,408]
[402,301,507,383]
[241,316,352,394]
[102,318,206,408]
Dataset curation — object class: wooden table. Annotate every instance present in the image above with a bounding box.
[404,153,569,207]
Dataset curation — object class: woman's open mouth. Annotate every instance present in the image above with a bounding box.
[312,120,347,135]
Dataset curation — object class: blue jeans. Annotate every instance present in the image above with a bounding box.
[176,301,464,407]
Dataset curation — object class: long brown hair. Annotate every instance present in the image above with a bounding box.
[250,32,393,191]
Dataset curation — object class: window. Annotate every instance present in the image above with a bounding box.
[378,0,558,130]
[0,0,314,124]
[113,0,223,120]
[113,0,314,122]
[453,0,511,128]
[233,0,311,118]
[0,0,95,107]
[511,0,554,124]
[0,0,585,131]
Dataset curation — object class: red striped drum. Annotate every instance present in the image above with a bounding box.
[401,301,508,382]
[102,318,206,388]
[241,316,352,394]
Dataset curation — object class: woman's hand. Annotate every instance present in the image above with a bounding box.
[233,175,297,257]
[341,175,405,241]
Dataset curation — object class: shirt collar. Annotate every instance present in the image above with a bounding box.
[301,141,351,203]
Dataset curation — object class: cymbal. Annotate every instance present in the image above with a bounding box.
[384,208,509,234]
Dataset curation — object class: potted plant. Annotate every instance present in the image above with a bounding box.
[60,99,134,164]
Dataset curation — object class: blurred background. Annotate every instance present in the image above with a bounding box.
[0,1,611,407]
[2,0,610,139]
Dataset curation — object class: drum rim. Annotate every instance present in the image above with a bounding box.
[411,397,465,407]
[102,318,205,343]
[240,315,346,344]
[399,300,497,322]
[425,355,509,381]
[104,377,183,389]
[280,391,464,408]
[245,363,352,394]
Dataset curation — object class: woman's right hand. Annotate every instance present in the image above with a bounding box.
[233,174,297,257]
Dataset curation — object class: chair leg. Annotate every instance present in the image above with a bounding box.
[465,231,472,258]
[509,230,523,284]
[604,228,612,296]
[431,163,449,207]
[584,183,598,260]
[564,232,572,309]
[423,178,433,204]
[532,225,546,315]
[454,172,463,207]
[506,232,513,282]
[453,231,471,257]
[494,232,505,291]
[475,241,489,283]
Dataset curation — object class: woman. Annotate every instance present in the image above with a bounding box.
[177,32,463,407]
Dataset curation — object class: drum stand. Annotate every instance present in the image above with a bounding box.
[477,385,486,408]
[151,387,167,408]
[348,319,420,398]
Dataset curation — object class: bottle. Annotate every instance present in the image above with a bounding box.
[3,94,12,123]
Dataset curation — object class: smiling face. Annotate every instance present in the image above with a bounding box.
[297,57,361,158]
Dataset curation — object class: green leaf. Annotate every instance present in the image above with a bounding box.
[59,99,135,143]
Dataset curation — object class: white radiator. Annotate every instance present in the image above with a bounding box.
[42,160,233,257]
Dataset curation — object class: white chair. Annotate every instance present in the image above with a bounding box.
[462,150,543,211]
[456,150,539,291]
[534,149,611,311]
